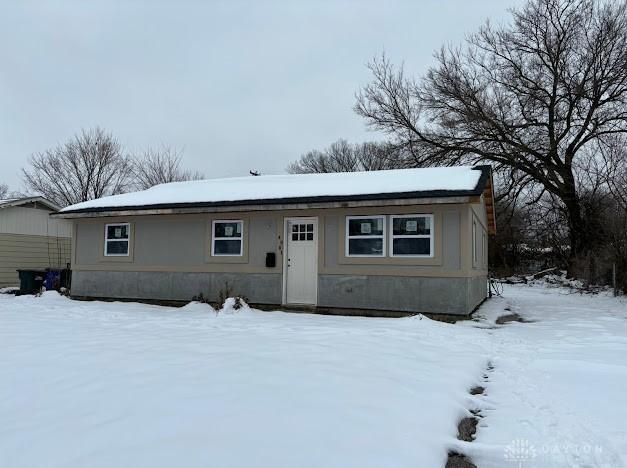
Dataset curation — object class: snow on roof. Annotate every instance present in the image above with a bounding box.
[61,166,487,213]
[0,198,19,206]
[0,197,60,211]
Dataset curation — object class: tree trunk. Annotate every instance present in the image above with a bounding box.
[564,196,587,278]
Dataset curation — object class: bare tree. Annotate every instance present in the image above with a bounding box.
[22,127,134,208]
[599,135,627,210]
[287,139,404,174]
[133,145,204,189]
[355,0,627,276]
[0,183,8,199]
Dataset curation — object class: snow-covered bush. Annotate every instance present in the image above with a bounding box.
[216,282,248,311]
[190,282,248,314]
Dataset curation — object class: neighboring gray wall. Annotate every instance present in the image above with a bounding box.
[0,206,72,237]
[72,270,282,304]
[0,234,71,287]
[318,274,478,315]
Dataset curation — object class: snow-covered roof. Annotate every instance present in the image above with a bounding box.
[0,197,61,212]
[59,165,491,215]
[0,198,19,206]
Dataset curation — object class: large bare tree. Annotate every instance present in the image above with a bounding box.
[0,183,8,199]
[355,0,627,275]
[133,145,204,189]
[287,139,403,174]
[22,127,134,207]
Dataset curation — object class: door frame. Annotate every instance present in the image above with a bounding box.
[282,216,319,306]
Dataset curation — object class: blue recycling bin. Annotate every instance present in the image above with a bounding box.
[44,270,61,290]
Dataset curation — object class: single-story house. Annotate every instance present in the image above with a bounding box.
[0,197,72,287]
[53,165,495,316]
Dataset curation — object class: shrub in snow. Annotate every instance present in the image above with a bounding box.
[191,292,211,304]
[216,281,248,311]
[189,282,248,314]
[220,296,249,314]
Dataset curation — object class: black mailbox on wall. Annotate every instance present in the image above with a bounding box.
[265,252,276,268]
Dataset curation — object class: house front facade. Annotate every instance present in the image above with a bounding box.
[54,166,495,316]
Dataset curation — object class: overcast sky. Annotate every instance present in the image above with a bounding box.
[0,0,522,191]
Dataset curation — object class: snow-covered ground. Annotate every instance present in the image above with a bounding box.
[0,292,487,468]
[1,285,626,468]
[466,286,627,468]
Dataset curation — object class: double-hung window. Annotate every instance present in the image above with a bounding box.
[212,220,243,256]
[346,216,386,257]
[390,214,434,257]
[104,223,130,256]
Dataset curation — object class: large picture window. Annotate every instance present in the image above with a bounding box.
[346,216,386,257]
[390,214,433,257]
[104,223,130,256]
[212,220,243,256]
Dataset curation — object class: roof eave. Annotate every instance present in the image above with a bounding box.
[0,196,61,212]
[52,193,481,219]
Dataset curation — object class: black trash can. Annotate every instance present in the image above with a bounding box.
[17,270,47,295]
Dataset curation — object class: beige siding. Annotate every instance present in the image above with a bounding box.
[0,206,72,237]
[71,202,485,278]
[0,234,72,287]
[469,202,489,273]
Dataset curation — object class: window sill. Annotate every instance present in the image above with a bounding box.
[338,255,442,266]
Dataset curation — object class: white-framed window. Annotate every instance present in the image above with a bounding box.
[346,215,386,257]
[212,220,243,256]
[104,223,130,256]
[390,214,434,257]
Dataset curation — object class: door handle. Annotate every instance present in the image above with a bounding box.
[287,258,291,267]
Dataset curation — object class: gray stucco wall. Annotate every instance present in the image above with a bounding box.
[468,275,488,312]
[72,270,485,315]
[318,274,480,315]
[72,270,282,304]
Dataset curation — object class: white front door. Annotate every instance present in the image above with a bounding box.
[284,217,318,305]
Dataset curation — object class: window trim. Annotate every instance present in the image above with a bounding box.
[345,215,386,258]
[211,219,244,257]
[389,214,434,258]
[104,223,131,257]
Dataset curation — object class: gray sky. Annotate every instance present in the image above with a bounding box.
[0,0,522,191]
